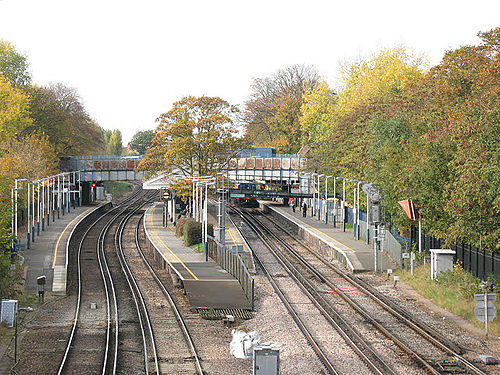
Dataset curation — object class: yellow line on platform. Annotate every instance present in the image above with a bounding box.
[228,228,238,246]
[150,207,199,280]
[273,206,356,253]
[52,207,95,269]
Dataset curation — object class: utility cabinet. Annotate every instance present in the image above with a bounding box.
[430,249,455,280]
[1,299,18,328]
[254,344,280,375]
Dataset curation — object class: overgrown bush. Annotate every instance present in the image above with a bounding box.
[183,219,202,246]
[436,261,482,300]
[182,219,214,246]
[176,217,186,237]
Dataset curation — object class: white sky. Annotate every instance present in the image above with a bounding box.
[0,0,498,144]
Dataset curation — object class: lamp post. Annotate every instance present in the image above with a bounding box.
[14,178,27,242]
[317,174,324,220]
[325,176,332,224]
[11,182,25,260]
[27,182,31,249]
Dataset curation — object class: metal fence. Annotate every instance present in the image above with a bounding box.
[409,227,500,280]
[207,235,254,309]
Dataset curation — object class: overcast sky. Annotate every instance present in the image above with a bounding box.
[0,0,498,144]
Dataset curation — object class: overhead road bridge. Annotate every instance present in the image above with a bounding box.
[60,155,145,181]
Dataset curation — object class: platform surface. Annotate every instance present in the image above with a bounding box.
[20,204,99,295]
[264,202,393,272]
[144,203,252,309]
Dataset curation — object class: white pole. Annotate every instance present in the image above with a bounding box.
[52,178,55,219]
[11,188,14,250]
[78,171,81,206]
[418,214,422,253]
[485,293,489,337]
[14,180,18,239]
[342,178,346,231]
[204,184,208,243]
[192,180,195,219]
[62,175,65,215]
[57,175,60,216]
[333,177,337,226]
[27,183,30,245]
[42,180,45,228]
[357,182,360,240]
[37,181,40,230]
[325,177,328,223]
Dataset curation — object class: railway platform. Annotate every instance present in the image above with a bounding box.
[262,201,394,273]
[143,203,252,310]
[21,203,104,296]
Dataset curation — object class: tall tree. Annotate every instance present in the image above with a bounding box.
[107,130,123,155]
[139,96,242,176]
[0,74,32,144]
[27,84,106,155]
[0,40,31,87]
[244,64,319,153]
[129,129,154,154]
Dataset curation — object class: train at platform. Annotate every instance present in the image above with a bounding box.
[230,182,264,208]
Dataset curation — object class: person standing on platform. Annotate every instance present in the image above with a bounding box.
[291,198,296,213]
[302,201,307,217]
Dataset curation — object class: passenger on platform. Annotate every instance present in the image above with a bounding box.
[302,201,307,217]
[291,198,296,213]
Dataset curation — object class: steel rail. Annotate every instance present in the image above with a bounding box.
[57,190,150,375]
[134,213,204,375]
[253,208,487,375]
[231,207,370,375]
[115,200,160,374]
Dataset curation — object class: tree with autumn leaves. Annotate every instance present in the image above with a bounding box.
[0,41,111,298]
[294,29,500,252]
[140,96,242,178]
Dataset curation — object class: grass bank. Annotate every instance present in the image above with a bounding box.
[103,181,135,201]
[397,264,500,337]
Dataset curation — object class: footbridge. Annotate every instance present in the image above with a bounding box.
[60,155,145,181]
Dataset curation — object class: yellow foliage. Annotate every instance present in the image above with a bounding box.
[0,73,32,143]
[0,133,58,180]
[336,47,426,115]
[300,80,337,145]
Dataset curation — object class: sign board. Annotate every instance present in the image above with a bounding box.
[37,276,46,285]
[393,276,400,281]
[474,302,497,322]
[386,269,393,274]
[474,293,497,302]
[474,293,497,323]
[231,193,245,198]
[402,253,410,259]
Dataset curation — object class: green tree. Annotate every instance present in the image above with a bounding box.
[0,40,31,87]
[107,130,123,155]
[129,129,154,154]
[139,96,242,176]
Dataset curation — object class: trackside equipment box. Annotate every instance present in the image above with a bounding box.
[1,299,18,328]
[254,344,280,375]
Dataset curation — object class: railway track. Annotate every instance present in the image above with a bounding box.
[229,206,390,375]
[57,189,158,374]
[230,206,488,375]
[131,211,204,374]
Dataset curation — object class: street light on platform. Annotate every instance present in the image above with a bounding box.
[317,174,325,220]
[11,178,26,258]
[325,176,332,224]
